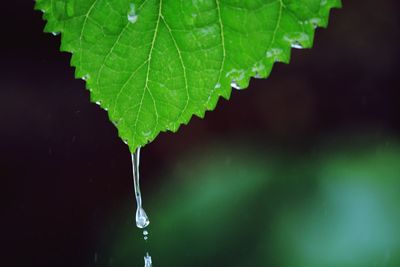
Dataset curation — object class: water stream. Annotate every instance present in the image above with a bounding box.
[131,147,152,266]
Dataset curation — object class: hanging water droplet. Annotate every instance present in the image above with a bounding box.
[231,80,241,90]
[291,41,303,49]
[95,101,101,106]
[132,148,150,229]
[252,62,265,79]
[136,207,150,229]
[82,74,90,81]
[51,32,60,36]
[284,33,309,49]
[144,253,152,267]
[143,230,148,236]
[127,3,138,24]
[310,18,321,29]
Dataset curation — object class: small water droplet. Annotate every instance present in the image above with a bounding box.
[226,69,245,80]
[252,62,265,78]
[310,18,321,28]
[214,83,221,89]
[231,80,241,90]
[226,69,246,90]
[291,41,303,49]
[141,130,152,138]
[82,74,90,81]
[127,3,138,24]
[51,32,60,36]
[266,48,283,59]
[95,101,101,106]
[284,33,309,49]
[143,230,148,236]
[144,253,152,267]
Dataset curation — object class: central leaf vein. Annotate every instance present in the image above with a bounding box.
[133,0,163,141]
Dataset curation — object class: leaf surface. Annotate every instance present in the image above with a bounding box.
[36,0,341,151]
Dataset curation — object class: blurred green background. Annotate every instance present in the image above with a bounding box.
[107,140,400,267]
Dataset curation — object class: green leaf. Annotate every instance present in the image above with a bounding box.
[36,0,341,152]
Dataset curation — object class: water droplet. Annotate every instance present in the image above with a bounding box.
[51,32,60,36]
[226,69,246,90]
[266,48,283,59]
[291,41,303,49]
[127,3,138,24]
[226,69,245,80]
[214,83,221,89]
[284,33,309,49]
[132,148,150,229]
[144,253,152,267]
[230,80,241,90]
[252,62,265,78]
[82,74,90,81]
[141,130,152,138]
[310,18,321,28]
[95,101,101,106]
[136,207,149,228]
[143,230,149,240]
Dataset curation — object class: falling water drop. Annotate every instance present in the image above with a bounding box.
[131,147,150,229]
[131,148,152,266]
[144,253,152,267]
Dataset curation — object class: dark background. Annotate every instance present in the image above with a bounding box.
[1,1,400,266]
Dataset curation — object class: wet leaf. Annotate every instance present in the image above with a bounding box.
[36,0,341,151]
